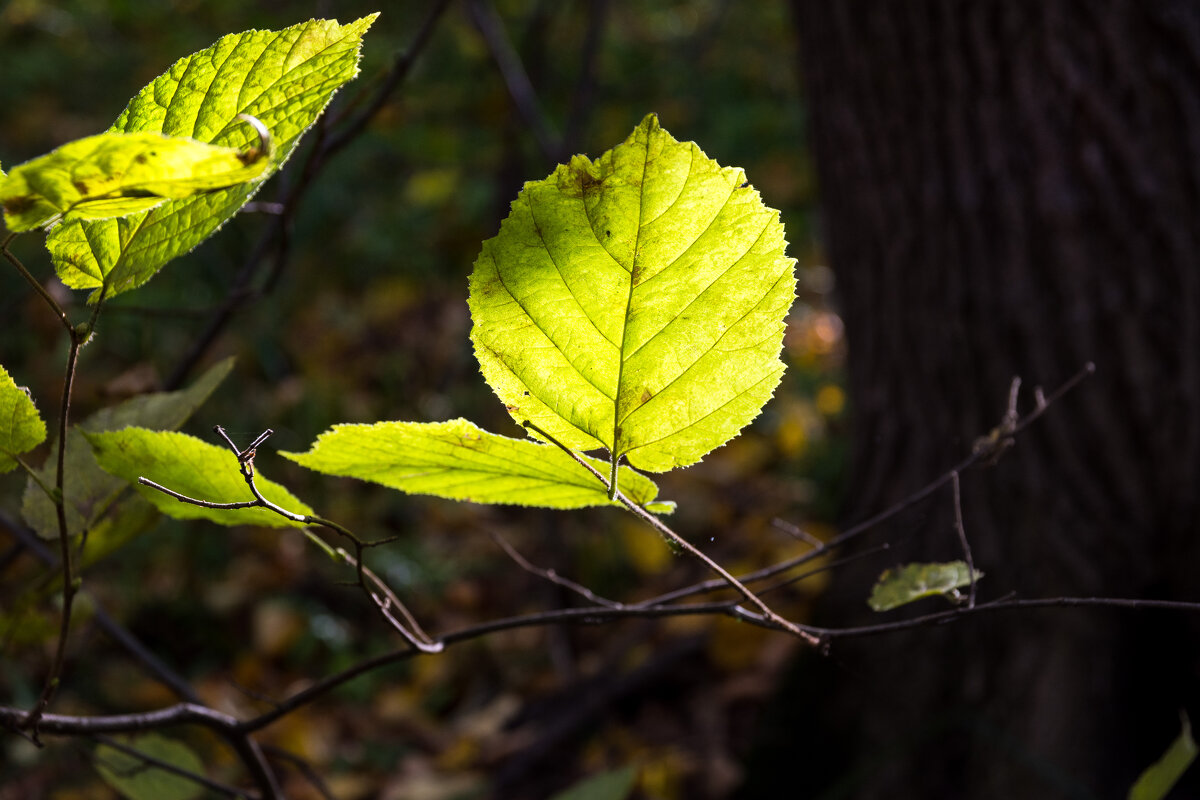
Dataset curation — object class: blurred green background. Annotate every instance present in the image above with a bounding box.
[0,2,847,797]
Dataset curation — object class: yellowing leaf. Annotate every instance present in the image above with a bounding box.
[86,428,311,529]
[469,114,795,477]
[283,418,674,513]
[22,358,233,538]
[45,15,376,300]
[0,129,269,232]
[0,365,46,473]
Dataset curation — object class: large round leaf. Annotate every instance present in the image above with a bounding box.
[469,114,795,472]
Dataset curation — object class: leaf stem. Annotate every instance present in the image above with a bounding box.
[608,452,619,501]
[520,419,821,645]
[2,233,72,334]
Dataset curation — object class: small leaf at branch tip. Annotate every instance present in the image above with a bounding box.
[867,561,984,612]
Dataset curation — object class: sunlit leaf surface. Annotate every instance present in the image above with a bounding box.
[284,418,674,513]
[0,130,269,232]
[469,113,795,474]
[45,15,376,300]
[0,365,46,472]
[87,428,311,529]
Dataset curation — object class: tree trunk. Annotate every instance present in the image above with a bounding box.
[757,2,1200,797]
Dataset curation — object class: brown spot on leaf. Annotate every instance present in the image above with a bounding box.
[3,196,35,214]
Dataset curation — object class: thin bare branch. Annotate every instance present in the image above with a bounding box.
[466,0,563,163]
[491,531,624,609]
[138,428,441,653]
[519,419,820,645]
[951,472,977,608]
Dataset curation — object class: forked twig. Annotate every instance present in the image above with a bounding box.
[491,531,624,609]
[138,427,442,654]
[520,420,822,646]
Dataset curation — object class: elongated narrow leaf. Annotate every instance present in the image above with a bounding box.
[469,113,795,475]
[282,418,674,513]
[95,733,205,800]
[22,358,233,537]
[87,428,311,528]
[0,365,46,472]
[46,15,376,300]
[0,130,269,232]
[1129,714,1197,800]
[867,561,984,612]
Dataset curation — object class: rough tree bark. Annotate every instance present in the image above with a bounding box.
[746,2,1200,798]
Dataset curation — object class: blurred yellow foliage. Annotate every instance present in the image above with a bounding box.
[621,521,675,576]
[816,383,845,417]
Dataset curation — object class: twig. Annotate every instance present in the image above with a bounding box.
[260,744,338,800]
[0,704,280,800]
[951,472,977,608]
[637,362,1099,608]
[139,427,442,654]
[165,1,453,390]
[520,419,821,646]
[2,233,71,333]
[466,0,563,163]
[0,511,198,703]
[771,518,825,548]
[491,531,624,609]
[23,285,106,735]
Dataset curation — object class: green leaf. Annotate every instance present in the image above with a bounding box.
[0,365,46,473]
[0,130,270,233]
[46,15,376,301]
[469,113,795,476]
[95,733,205,800]
[282,418,674,513]
[22,358,233,538]
[86,428,312,528]
[867,561,983,612]
[1129,714,1197,800]
[550,766,638,800]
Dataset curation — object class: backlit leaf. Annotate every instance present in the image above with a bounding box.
[282,418,674,513]
[21,358,233,537]
[86,428,312,528]
[867,561,983,612]
[0,129,269,232]
[45,15,376,301]
[469,113,795,476]
[1129,714,1197,800]
[0,365,46,472]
